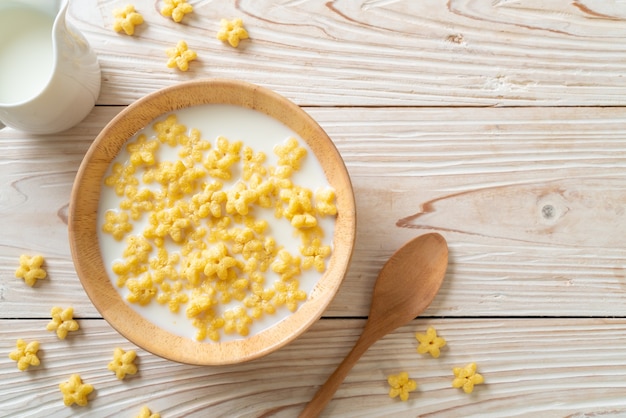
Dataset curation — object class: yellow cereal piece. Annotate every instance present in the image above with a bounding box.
[121,188,155,220]
[280,186,314,220]
[203,136,242,179]
[315,187,337,216]
[105,162,138,196]
[161,0,193,23]
[153,114,188,146]
[126,274,157,305]
[102,210,133,241]
[271,249,301,282]
[46,306,79,339]
[217,18,249,48]
[452,362,484,394]
[226,182,259,216]
[275,137,307,170]
[242,146,267,180]
[387,372,417,402]
[179,128,211,166]
[149,247,180,282]
[415,326,446,358]
[191,181,226,219]
[113,4,144,35]
[186,284,217,318]
[137,405,161,418]
[157,280,188,312]
[203,243,239,281]
[244,287,276,319]
[107,347,138,380]
[301,238,331,272]
[123,235,153,263]
[127,134,159,167]
[9,339,40,371]
[223,306,252,336]
[15,254,46,287]
[166,40,197,71]
[59,374,93,407]
[273,279,306,312]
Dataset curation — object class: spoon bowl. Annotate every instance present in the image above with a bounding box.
[299,232,448,417]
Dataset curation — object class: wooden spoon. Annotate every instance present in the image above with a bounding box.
[298,232,448,418]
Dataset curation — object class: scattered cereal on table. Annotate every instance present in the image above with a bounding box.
[107,347,138,380]
[137,405,161,418]
[387,371,417,401]
[161,0,193,22]
[415,326,446,358]
[452,362,484,394]
[46,306,79,339]
[112,4,144,36]
[165,40,197,71]
[217,18,249,48]
[59,374,93,407]
[15,254,47,287]
[8,339,40,371]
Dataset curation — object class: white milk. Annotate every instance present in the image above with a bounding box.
[98,104,336,342]
[0,7,54,104]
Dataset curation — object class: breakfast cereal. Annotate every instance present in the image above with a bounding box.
[165,40,197,71]
[387,371,417,401]
[59,374,93,407]
[107,347,138,379]
[137,406,161,418]
[8,339,40,371]
[112,4,144,36]
[415,326,446,358]
[15,254,46,287]
[216,18,249,48]
[46,306,79,339]
[452,362,484,394]
[98,104,337,342]
[160,0,193,23]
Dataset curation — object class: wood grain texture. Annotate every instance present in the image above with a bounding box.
[2,106,626,319]
[2,318,626,417]
[66,0,626,107]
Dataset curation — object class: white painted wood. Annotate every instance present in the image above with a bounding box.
[65,0,626,106]
[2,0,626,415]
[2,319,626,417]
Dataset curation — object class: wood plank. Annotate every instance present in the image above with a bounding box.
[2,106,626,319]
[2,318,626,417]
[66,0,626,106]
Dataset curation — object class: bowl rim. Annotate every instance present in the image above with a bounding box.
[68,78,356,365]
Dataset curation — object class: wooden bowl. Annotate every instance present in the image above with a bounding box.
[69,79,356,365]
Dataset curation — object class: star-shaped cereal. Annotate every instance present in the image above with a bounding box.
[46,306,79,339]
[15,254,47,287]
[165,40,197,72]
[415,326,447,358]
[113,4,144,35]
[216,18,249,48]
[108,347,138,380]
[452,362,484,394]
[161,0,193,23]
[9,339,40,371]
[59,374,93,407]
[137,406,161,418]
[387,371,417,401]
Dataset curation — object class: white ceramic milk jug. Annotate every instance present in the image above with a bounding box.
[0,0,101,134]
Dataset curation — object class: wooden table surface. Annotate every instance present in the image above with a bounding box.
[2,1,626,417]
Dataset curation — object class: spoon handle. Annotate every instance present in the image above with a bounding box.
[298,332,375,418]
